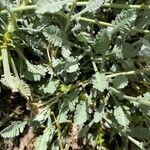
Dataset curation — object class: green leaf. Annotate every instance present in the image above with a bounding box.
[35,125,54,150]
[1,76,31,99]
[139,39,150,58]
[0,121,27,138]
[33,108,50,123]
[64,57,79,73]
[95,29,111,54]
[128,126,150,140]
[26,62,47,76]
[110,9,137,34]
[36,0,73,14]
[112,75,128,89]
[92,72,109,92]
[74,101,88,125]
[42,79,59,94]
[114,106,130,131]
[93,103,105,123]
[72,0,104,19]
[23,71,41,81]
[133,92,150,115]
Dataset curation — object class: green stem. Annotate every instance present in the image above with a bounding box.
[109,87,150,106]
[0,5,37,15]
[75,2,150,10]
[1,47,11,75]
[10,56,19,78]
[65,0,78,32]
[0,3,150,16]
[0,4,149,33]
[100,55,106,72]
[106,68,150,78]
[127,135,145,150]
[78,17,113,27]
[77,17,150,33]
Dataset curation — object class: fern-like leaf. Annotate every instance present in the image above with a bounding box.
[1,76,31,99]
[95,29,111,54]
[26,61,47,76]
[35,125,54,150]
[36,0,73,14]
[72,0,105,19]
[74,101,88,125]
[0,121,27,138]
[110,9,137,34]
[43,25,70,49]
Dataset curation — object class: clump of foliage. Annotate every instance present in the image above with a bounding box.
[0,0,150,149]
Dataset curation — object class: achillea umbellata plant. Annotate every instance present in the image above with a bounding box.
[0,0,150,149]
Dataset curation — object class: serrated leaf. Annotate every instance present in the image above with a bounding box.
[64,57,79,73]
[92,72,108,92]
[72,0,104,19]
[110,9,137,34]
[42,79,59,94]
[36,0,73,14]
[23,71,41,81]
[35,125,54,150]
[95,29,111,54]
[113,75,128,89]
[1,76,31,99]
[33,108,50,123]
[0,121,27,138]
[133,92,150,115]
[74,101,88,125]
[139,39,150,58]
[26,62,47,76]
[93,103,105,123]
[114,106,130,131]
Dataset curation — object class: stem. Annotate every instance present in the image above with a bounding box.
[78,17,113,27]
[46,42,52,65]
[104,116,145,150]
[100,55,106,72]
[0,4,149,33]
[1,47,11,75]
[0,5,37,15]
[77,17,150,33]
[74,2,150,10]
[92,61,98,72]
[106,68,150,78]
[10,56,19,78]
[1,3,150,15]
[127,135,145,150]
[65,0,78,32]
[109,87,150,106]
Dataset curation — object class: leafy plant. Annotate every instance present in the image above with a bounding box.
[0,0,150,149]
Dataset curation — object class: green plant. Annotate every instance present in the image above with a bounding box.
[0,0,150,149]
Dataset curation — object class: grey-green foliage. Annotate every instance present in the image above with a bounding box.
[36,0,74,14]
[110,9,137,34]
[93,103,105,123]
[72,0,105,19]
[92,72,109,92]
[74,101,88,125]
[0,121,27,138]
[95,29,111,54]
[114,106,130,131]
[0,0,150,149]
[43,25,68,48]
[112,75,128,89]
[41,79,59,94]
[35,124,54,150]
